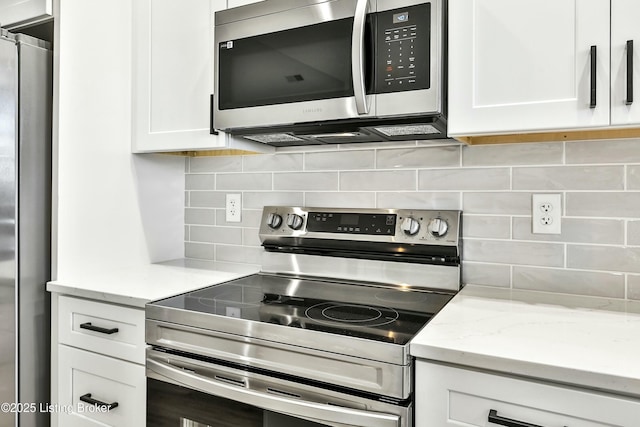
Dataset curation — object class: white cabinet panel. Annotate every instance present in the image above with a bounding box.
[132,0,228,152]
[58,346,145,427]
[416,361,640,427]
[448,0,610,136]
[611,0,640,125]
[57,296,145,364]
[0,0,51,27]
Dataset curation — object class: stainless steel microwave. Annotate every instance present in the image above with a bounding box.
[213,0,447,146]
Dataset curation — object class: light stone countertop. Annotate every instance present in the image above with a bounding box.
[46,259,259,308]
[410,285,640,398]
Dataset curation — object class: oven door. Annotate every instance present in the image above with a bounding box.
[146,349,409,427]
[214,0,375,131]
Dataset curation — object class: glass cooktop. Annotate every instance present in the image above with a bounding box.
[151,273,454,345]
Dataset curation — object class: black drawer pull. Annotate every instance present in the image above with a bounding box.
[79,393,119,411]
[590,45,597,108]
[79,322,119,335]
[627,40,634,105]
[488,409,544,427]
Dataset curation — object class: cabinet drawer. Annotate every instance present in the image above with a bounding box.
[58,295,145,363]
[58,345,145,427]
[416,361,640,427]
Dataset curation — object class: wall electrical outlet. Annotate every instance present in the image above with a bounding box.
[225,193,242,223]
[532,193,561,234]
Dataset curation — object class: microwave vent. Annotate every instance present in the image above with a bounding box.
[244,133,305,144]
[374,124,440,137]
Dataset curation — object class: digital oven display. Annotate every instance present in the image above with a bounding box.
[307,212,396,235]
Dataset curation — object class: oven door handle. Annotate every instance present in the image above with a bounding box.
[351,0,370,115]
[147,357,400,427]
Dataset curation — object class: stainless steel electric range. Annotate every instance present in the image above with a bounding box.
[145,206,462,427]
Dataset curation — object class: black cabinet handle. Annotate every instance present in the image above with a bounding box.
[79,322,119,335]
[79,393,119,411]
[627,40,634,105]
[488,409,544,427]
[590,45,597,108]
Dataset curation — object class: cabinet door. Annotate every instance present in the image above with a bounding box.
[57,346,146,427]
[0,0,51,28]
[132,0,228,152]
[611,0,640,125]
[448,0,610,136]
[415,361,640,427]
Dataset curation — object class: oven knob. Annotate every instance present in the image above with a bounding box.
[266,213,283,229]
[286,214,304,230]
[400,217,420,236]
[428,217,449,238]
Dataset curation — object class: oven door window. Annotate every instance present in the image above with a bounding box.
[148,379,329,427]
[217,19,356,110]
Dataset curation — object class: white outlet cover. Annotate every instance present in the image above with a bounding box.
[225,193,242,223]
[532,193,561,234]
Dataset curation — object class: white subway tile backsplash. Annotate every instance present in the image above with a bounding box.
[628,221,640,245]
[512,217,624,245]
[626,165,640,190]
[189,191,226,208]
[190,156,242,173]
[568,245,640,274]
[341,170,416,191]
[628,275,640,300]
[243,153,303,172]
[463,192,532,215]
[274,172,339,191]
[184,139,640,301]
[305,192,376,208]
[190,226,242,245]
[566,192,640,218]
[243,192,304,209]
[376,146,460,169]
[377,192,461,209]
[462,262,511,287]
[513,166,625,190]
[566,139,640,164]
[513,266,625,298]
[463,215,511,239]
[464,239,564,267]
[463,142,563,166]
[217,173,272,191]
[419,168,510,190]
[185,208,216,226]
[186,174,216,190]
[305,150,375,170]
[185,242,215,260]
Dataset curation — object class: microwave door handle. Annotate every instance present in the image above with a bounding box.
[352,0,369,115]
[147,357,399,427]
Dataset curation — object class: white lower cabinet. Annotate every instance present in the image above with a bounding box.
[52,294,146,427]
[416,361,640,427]
[57,346,145,427]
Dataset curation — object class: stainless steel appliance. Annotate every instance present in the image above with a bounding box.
[0,30,52,427]
[213,0,447,146]
[146,206,461,427]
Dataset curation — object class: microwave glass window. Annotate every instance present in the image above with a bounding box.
[218,19,355,110]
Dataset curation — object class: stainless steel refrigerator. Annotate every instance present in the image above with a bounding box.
[0,30,52,427]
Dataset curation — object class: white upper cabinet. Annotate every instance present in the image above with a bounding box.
[611,0,640,125]
[0,0,51,28]
[448,0,611,137]
[132,0,271,153]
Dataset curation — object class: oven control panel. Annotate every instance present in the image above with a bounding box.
[259,206,461,246]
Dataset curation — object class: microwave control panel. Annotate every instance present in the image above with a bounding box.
[374,3,431,94]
